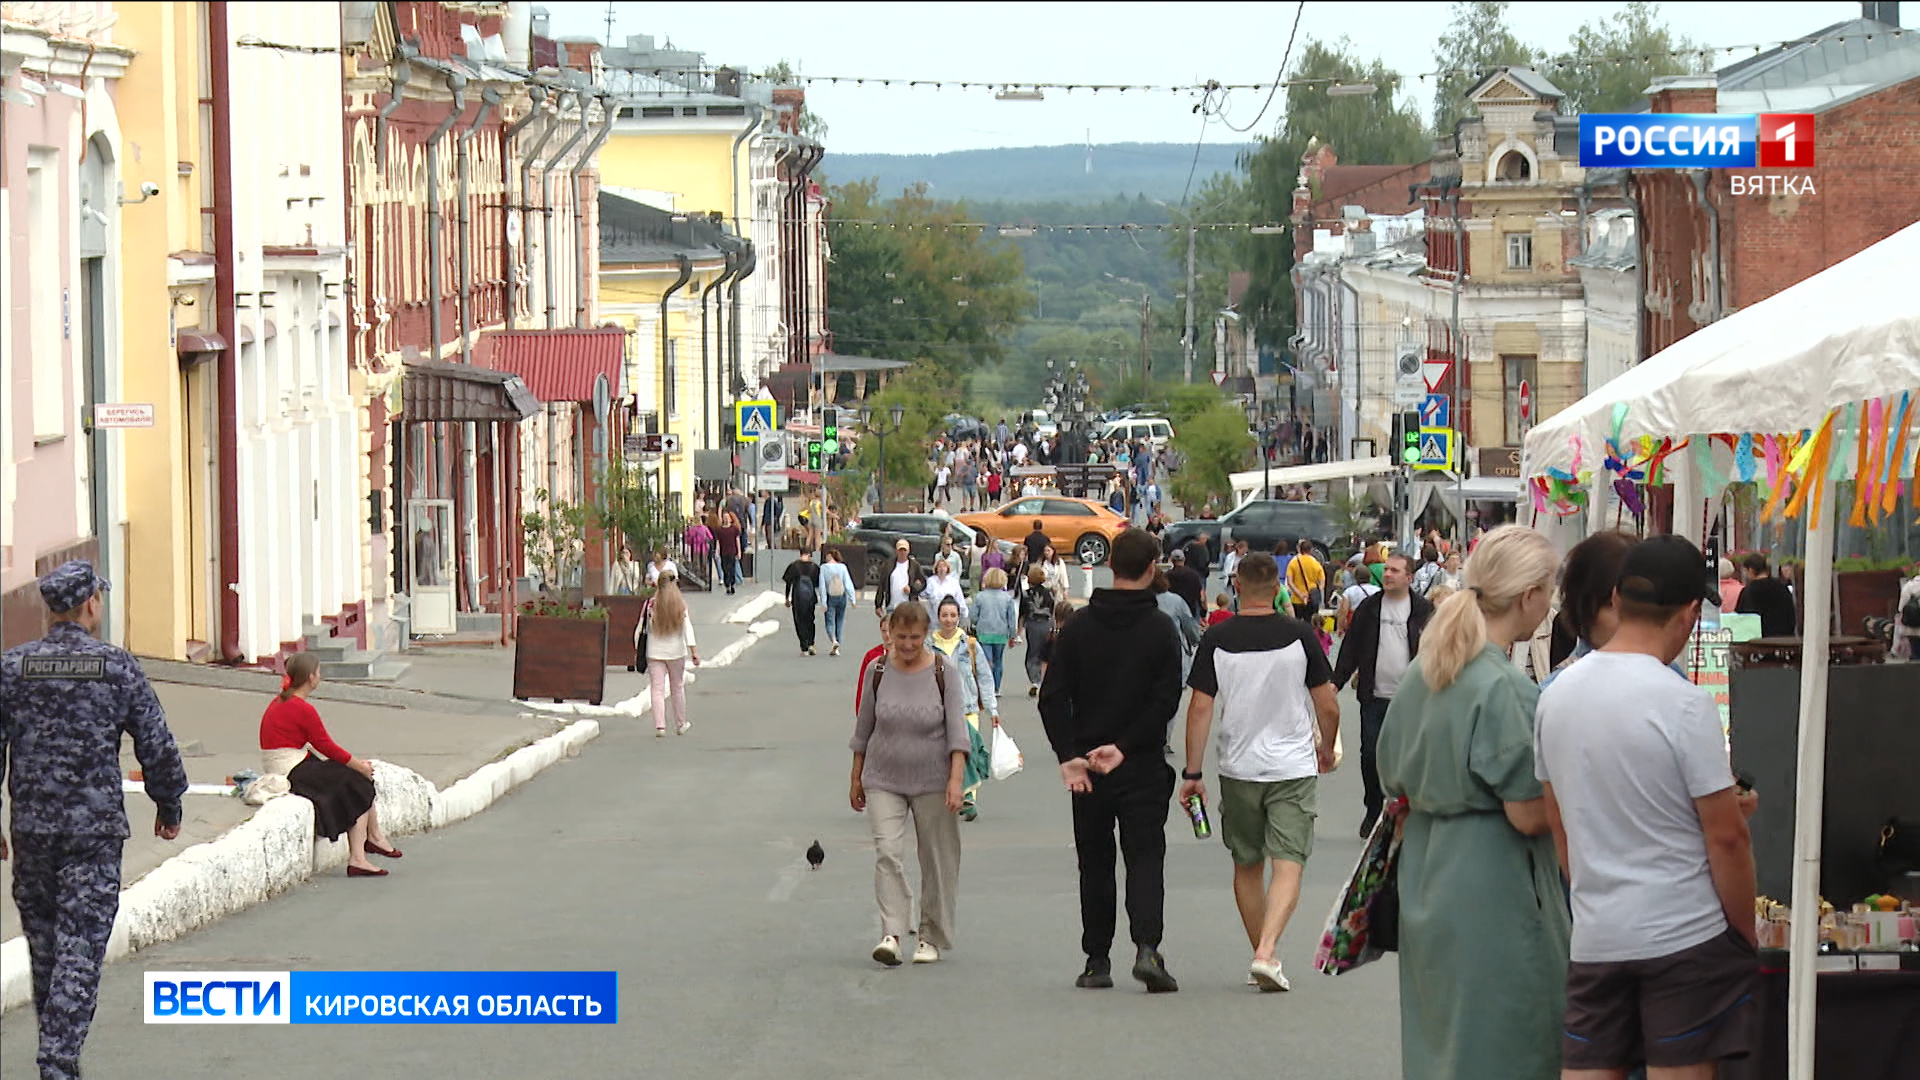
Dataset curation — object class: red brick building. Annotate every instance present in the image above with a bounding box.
[1636,13,1920,358]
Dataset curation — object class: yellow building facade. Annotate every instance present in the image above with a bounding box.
[598,103,757,510]
[597,190,734,511]
[114,1,216,659]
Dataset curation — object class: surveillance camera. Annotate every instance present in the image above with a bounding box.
[140,181,161,198]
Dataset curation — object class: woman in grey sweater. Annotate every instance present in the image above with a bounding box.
[849,601,970,967]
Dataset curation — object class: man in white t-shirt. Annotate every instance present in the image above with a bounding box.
[1179,552,1339,992]
[1537,535,1761,1077]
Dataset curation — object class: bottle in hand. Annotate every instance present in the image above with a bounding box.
[1185,793,1211,839]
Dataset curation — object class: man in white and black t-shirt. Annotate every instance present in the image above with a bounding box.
[1179,552,1340,992]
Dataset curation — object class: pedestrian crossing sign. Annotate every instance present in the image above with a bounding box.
[1415,429,1454,471]
[735,400,776,442]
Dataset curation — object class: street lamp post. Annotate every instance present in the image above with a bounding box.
[860,403,907,512]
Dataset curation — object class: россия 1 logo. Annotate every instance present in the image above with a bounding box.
[1579,113,1815,195]
[1578,113,1817,168]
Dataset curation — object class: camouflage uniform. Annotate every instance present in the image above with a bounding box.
[1,561,187,1080]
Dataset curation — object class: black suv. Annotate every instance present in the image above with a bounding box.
[1159,500,1342,563]
[845,511,1013,584]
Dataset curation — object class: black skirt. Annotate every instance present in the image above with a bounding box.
[287,755,376,841]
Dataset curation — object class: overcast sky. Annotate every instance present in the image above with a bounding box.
[543,1,1875,154]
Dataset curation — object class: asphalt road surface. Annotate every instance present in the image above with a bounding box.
[3,599,1403,1079]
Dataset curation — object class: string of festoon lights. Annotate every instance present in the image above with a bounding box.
[827,220,1296,235]
[605,27,1915,97]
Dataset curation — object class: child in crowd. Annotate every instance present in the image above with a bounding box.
[1206,593,1235,627]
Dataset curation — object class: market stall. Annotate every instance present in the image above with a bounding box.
[1522,219,1920,1080]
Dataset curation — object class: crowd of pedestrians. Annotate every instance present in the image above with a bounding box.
[914,426,1176,521]
[828,514,1765,1079]
[0,484,1771,1080]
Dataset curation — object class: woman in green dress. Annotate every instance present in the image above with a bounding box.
[1376,524,1571,1080]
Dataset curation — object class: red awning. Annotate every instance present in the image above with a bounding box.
[478,328,625,404]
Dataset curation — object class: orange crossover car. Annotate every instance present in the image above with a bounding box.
[957,496,1129,565]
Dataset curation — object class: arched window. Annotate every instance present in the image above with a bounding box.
[1495,151,1532,181]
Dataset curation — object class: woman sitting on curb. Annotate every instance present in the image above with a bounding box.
[259,652,400,877]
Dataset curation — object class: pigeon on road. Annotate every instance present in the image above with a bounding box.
[806,840,825,870]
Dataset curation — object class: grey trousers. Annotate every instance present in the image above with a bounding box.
[866,789,962,949]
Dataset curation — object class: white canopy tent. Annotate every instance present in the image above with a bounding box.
[1230,456,1393,506]
[1522,218,1920,1080]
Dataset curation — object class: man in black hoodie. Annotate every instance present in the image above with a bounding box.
[1039,527,1185,993]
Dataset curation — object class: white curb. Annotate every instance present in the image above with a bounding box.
[0,719,601,1015]
[724,590,784,624]
[708,619,781,668]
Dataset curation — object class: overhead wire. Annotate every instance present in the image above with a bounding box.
[596,27,1914,97]
[1214,0,1306,136]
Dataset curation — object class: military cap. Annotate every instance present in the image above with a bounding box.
[39,559,111,613]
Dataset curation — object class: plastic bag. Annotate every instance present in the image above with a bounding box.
[990,725,1023,780]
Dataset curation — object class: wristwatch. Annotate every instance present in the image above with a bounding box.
[1181,769,1204,781]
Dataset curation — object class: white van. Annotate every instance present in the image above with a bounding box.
[1099,416,1175,448]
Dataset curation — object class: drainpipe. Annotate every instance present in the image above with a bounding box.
[541,95,591,331]
[507,85,553,330]
[209,4,242,662]
[373,53,414,173]
[569,93,617,328]
[1688,169,1721,324]
[772,141,798,370]
[729,104,764,232]
[459,88,498,613]
[458,87,500,364]
[727,242,757,395]
[660,255,694,512]
[1626,172,1647,367]
[700,249,741,449]
[425,75,467,360]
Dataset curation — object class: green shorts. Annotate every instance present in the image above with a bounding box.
[1217,775,1318,866]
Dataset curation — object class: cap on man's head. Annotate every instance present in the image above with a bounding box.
[1616,535,1715,608]
[39,559,110,613]
[894,539,911,552]
[1168,549,1186,563]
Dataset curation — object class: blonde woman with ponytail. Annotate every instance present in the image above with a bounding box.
[1374,525,1570,1080]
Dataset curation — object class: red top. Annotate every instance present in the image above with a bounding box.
[1206,610,1234,627]
[853,645,887,718]
[259,695,354,763]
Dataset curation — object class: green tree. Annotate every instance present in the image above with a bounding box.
[826,179,1030,387]
[850,373,950,501]
[1431,1,1537,134]
[1551,2,1707,114]
[523,488,588,592]
[591,455,676,560]
[1231,37,1430,350]
[1170,404,1255,513]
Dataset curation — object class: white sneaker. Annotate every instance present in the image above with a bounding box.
[1249,957,1290,992]
[872,935,903,967]
[676,720,691,735]
[912,939,940,964]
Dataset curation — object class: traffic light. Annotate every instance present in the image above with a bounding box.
[1393,411,1422,465]
[807,439,824,471]
[822,407,840,456]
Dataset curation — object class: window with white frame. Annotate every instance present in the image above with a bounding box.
[665,338,679,419]
[28,149,64,439]
[1506,232,1533,270]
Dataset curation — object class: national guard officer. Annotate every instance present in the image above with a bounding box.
[0,560,188,1080]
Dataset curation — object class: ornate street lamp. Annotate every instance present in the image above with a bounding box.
[860,403,908,512]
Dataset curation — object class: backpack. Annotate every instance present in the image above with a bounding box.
[826,567,847,598]
[868,654,947,709]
